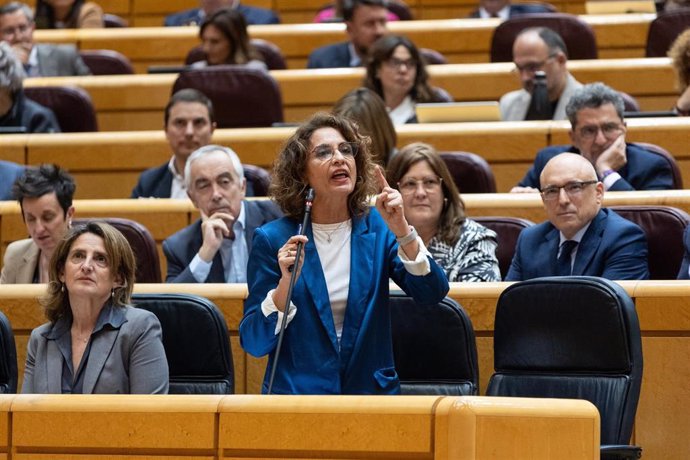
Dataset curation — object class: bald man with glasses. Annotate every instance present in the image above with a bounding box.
[511,82,675,193]
[505,152,649,281]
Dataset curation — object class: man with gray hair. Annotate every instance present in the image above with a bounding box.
[500,27,582,121]
[162,145,282,283]
[512,82,675,192]
[0,41,59,132]
[0,2,90,77]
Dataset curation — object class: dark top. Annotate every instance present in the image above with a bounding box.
[164,5,280,26]
[0,90,60,133]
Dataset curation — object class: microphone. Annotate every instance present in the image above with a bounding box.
[267,187,315,394]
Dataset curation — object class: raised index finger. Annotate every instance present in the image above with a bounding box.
[375,165,390,192]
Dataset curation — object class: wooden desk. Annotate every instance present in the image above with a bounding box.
[0,280,688,458]
[33,14,655,71]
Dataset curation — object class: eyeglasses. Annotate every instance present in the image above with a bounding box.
[1,23,31,38]
[540,180,598,201]
[398,176,443,195]
[311,142,358,162]
[577,123,624,140]
[384,57,416,71]
[513,55,556,74]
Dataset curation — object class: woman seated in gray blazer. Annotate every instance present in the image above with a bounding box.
[0,164,74,284]
[22,221,169,394]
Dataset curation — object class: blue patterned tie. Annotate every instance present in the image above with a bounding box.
[556,240,578,276]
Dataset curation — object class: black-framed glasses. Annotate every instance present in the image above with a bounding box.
[540,180,598,201]
[398,176,443,195]
[311,142,358,162]
[384,57,416,71]
[577,123,625,140]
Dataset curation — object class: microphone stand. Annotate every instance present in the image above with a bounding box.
[267,188,315,394]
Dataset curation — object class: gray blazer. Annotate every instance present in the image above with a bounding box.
[35,44,91,77]
[499,73,582,121]
[0,238,39,284]
[22,306,169,394]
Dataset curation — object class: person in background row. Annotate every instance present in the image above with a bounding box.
[189,7,267,71]
[468,0,554,19]
[669,29,690,116]
[0,2,91,77]
[387,142,501,282]
[0,164,74,284]
[506,153,649,281]
[0,41,60,133]
[332,87,397,166]
[165,0,279,26]
[512,82,675,193]
[34,0,104,29]
[240,112,448,395]
[314,0,399,23]
[677,224,690,279]
[22,222,169,394]
[363,34,452,125]
[307,0,388,69]
[500,27,581,121]
[163,145,282,283]
[0,160,25,200]
[131,89,215,199]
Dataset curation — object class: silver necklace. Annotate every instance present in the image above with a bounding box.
[324,221,349,243]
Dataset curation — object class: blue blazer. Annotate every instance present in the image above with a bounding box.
[517,144,675,191]
[0,160,24,201]
[164,5,279,26]
[162,200,283,283]
[678,225,690,279]
[307,42,353,69]
[506,208,649,281]
[239,209,449,395]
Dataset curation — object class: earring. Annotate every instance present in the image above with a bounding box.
[60,283,65,293]
[111,287,115,299]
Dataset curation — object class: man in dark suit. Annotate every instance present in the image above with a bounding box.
[307,0,388,69]
[164,0,279,26]
[131,89,216,199]
[678,225,690,279]
[0,160,24,200]
[0,2,91,77]
[469,0,553,18]
[512,82,675,192]
[506,152,649,281]
[163,145,282,283]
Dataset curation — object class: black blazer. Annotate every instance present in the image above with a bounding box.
[307,42,353,69]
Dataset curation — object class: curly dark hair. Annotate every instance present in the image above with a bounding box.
[363,34,442,103]
[270,112,377,219]
[386,142,466,245]
[669,29,690,93]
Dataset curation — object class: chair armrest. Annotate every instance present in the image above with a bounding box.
[601,444,642,459]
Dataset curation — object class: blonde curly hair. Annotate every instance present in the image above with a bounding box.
[669,29,690,92]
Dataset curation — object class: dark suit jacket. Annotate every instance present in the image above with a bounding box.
[506,208,650,281]
[517,144,675,191]
[35,44,91,77]
[22,305,169,394]
[131,161,258,198]
[678,225,690,279]
[1,90,60,133]
[0,160,24,201]
[162,200,283,282]
[307,42,353,69]
[164,5,279,26]
[469,3,554,17]
[239,209,449,394]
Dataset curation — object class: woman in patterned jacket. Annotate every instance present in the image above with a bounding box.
[386,142,501,282]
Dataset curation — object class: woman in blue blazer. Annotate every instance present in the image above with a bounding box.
[240,113,449,395]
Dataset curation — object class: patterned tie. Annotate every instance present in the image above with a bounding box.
[556,240,578,276]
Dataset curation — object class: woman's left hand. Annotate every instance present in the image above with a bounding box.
[374,166,409,237]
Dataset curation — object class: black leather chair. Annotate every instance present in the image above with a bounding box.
[473,216,535,279]
[24,86,98,132]
[103,13,128,27]
[390,292,479,395]
[634,142,683,189]
[243,164,271,196]
[645,10,690,57]
[610,205,690,280]
[73,218,161,283]
[487,276,643,460]
[132,293,234,394]
[80,50,134,75]
[420,48,448,65]
[172,66,284,128]
[491,13,598,62]
[0,311,17,394]
[440,151,497,193]
[185,38,288,70]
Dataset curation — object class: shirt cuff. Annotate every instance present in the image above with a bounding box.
[398,235,431,276]
[602,172,622,190]
[189,253,212,283]
[261,289,297,335]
